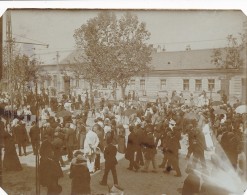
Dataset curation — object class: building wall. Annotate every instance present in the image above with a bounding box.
[125,75,222,101]
[37,64,245,103]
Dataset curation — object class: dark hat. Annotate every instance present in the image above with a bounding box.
[73,150,83,157]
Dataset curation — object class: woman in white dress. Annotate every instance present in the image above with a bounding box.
[202,119,214,150]
[84,127,99,173]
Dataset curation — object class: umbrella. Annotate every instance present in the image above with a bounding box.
[235,105,247,114]
[55,110,72,118]
[211,101,223,106]
[123,108,137,117]
[184,112,199,120]
[213,109,227,115]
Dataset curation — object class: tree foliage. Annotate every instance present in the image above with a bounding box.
[3,42,41,94]
[73,11,153,98]
[211,34,245,69]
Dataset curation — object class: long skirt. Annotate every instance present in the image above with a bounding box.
[3,145,22,171]
[117,137,126,154]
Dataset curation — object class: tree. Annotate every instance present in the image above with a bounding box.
[73,11,153,99]
[211,34,245,69]
[112,12,153,99]
[3,42,42,100]
[211,34,245,98]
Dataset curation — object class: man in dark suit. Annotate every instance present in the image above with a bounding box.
[100,136,118,186]
[14,121,28,156]
[125,125,139,171]
[29,121,40,155]
[64,122,76,161]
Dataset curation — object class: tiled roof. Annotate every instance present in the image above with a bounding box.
[151,49,216,70]
[59,48,228,70]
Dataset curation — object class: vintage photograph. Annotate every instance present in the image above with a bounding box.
[0,9,247,195]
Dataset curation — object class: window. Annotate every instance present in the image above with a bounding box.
[195,79,202,91]
[140,79,145,90]
[208,79,215,91]
[130,79,135,90]
[53,75,57,87]
[160,79,166,90]
[183,79,189,91]
[76,79,80,88]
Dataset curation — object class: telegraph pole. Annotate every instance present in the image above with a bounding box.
[4,10,48,194]
[56,51,61,93]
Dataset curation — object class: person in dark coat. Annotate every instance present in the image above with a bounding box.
[52,132,66,167]
[13,121,29,156]
[117,124,126,154]
[39,145,63,195]
[29,121,40,155]
[164,125,182,177]
[125,125,139,171]
[191,127,207,170]
[40,134,54,159]
[142,124,157,172]
[100,136,118,186]
[43,122,54,142]
[3,129,22,171]
[182,164,200,195]
[70,151,91,195]
[223,131,240,169]
[64,123,76,161]
[135,124,145,166]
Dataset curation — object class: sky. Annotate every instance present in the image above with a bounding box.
[2,9,247,64]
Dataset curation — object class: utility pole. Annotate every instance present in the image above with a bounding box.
[4,10,48,195]
[6,10,14,118]
[0,9,13,190]
[56,51,61,93]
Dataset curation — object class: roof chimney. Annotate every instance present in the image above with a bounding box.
[186,45,191,51]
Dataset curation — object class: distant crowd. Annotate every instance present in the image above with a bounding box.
[0,89,246,195]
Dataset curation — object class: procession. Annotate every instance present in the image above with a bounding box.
[1,9,247,195]
[1,87,247,194]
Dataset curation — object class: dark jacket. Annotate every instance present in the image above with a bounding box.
[29,124,40,142]
[143,132,156,160]
[192,130,206,154]
[70,160,91,194]
[40,139,54,158]
[13,124,29,144]
[65,127,76,147]
[104,143,118,167]
[39,157,62,191]
[125,131,138,160]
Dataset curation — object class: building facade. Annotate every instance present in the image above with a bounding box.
[37,48,247,103]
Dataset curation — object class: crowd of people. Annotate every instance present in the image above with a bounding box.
[0,89,246,195]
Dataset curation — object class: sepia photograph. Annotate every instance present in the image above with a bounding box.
[0,8,247,195]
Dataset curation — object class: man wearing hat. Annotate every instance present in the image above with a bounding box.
[100,136,118,186]
[142,124,158,173]
[29,121,40,155]
[64,122,76,162]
